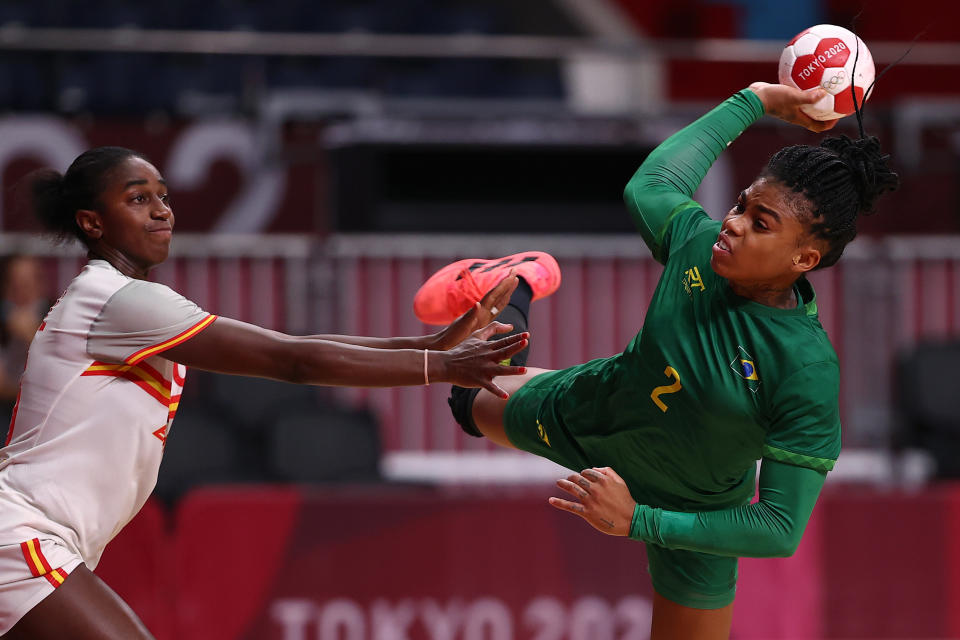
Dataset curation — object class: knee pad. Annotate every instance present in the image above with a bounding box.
[447,385,483,437]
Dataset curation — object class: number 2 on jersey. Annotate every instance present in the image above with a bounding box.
[650,366,682,412]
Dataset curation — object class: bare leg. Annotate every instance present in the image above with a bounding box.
[650,591,734,640]
[6,564,154,640]
[471,367,553,448]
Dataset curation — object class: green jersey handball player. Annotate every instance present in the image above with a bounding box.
[413,83,898,639]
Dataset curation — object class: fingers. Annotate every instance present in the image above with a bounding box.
[490,330,529,345]
[594,466,625,483]
[557,477,588,499]
[475,322,516,341]
[446,303,477,332]
[802,88,827,103]
[491,335,528,360]
[581,468,605,484]
[493,365,527,379]
[569,473,591,491]
[582,466,627,487]
[480,273,518,317]
[798,113,835,133]
[481,330,527,353]
[808,119,839,133]
[547,496,585,515]
[460,301,481,323]
[493,271,518,295]
[481,379,509,399]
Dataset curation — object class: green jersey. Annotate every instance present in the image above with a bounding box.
[514,90,840,513]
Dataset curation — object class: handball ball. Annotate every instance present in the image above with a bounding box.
[778,24,875,121]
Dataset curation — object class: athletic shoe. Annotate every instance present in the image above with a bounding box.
[414,251,561,325]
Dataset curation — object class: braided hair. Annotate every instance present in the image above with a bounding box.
[27,147,145,245]
[762,134,899,269]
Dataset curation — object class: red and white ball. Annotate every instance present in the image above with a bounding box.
[778,24,875,121]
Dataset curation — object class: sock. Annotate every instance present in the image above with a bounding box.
[494,277,532,367]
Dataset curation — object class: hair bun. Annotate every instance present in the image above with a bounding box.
[820,134,899,214]
[24,168,69,236]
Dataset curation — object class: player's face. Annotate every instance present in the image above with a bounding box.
[710,177,819,294]
[85,157,174,275]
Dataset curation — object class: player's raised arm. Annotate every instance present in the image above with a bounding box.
[623,84,835,264]
[622,89,765,263]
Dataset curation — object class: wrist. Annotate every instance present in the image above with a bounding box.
[427,350,446,384]
[746,83,770,113]
[629,503,644,540]
[419,332,441,351]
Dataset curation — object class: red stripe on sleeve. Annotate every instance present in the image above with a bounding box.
[126,315,217,365]
[20,540,41,577]
[33,539,54,574]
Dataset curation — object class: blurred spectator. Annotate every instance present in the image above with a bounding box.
[0,256,49,422]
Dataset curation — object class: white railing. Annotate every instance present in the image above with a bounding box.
[323,233,960,477]
[8,232,955,483]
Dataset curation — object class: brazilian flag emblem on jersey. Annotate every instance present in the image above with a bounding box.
[730,345,761,393]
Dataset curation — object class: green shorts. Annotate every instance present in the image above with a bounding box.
[504,372,738,610]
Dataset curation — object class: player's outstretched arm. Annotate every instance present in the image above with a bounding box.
[549,461,825,558]
[308,272,519,351]
[163,318,528,398]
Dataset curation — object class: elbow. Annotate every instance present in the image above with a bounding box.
[623,171,670,219]
[768,530,803,558]
[623,174,645,210]
[770,543,797,559]
[622,178,648,221]
[286,341,329,385]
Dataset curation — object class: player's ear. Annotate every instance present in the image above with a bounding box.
[792,246,820,273]
[75,209,103,240]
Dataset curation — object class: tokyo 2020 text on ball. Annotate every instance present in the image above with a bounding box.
[778,24,876,121]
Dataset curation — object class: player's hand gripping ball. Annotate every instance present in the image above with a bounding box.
[778,24,875,121]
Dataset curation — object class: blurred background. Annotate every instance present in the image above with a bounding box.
[1,0,959,638]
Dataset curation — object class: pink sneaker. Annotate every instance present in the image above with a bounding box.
[414,251,561,325]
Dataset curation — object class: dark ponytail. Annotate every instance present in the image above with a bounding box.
[25,146,144,245]
[762,134,899,269]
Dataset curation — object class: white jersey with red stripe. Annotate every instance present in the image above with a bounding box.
[0,259,215,569]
